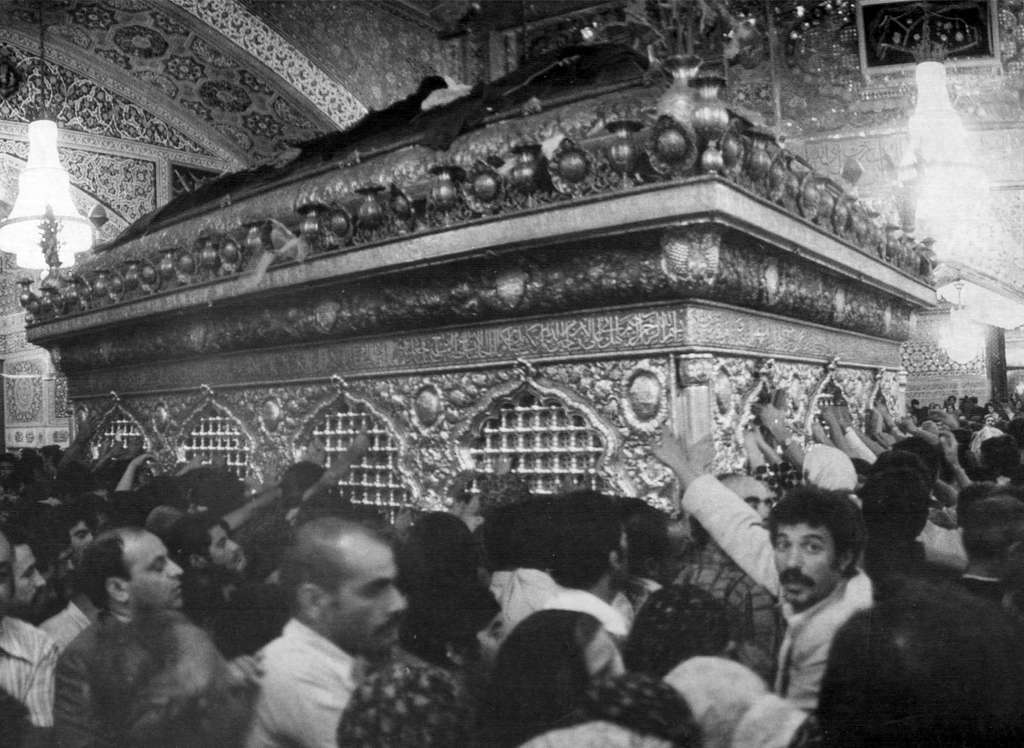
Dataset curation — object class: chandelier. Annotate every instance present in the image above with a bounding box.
[903,54,1024,362]
[0,4,92,270]
[939,282,985,366]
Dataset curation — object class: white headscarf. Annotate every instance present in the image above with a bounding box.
[802,444,857,493]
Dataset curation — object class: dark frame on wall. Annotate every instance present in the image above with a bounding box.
[856,0,999,76]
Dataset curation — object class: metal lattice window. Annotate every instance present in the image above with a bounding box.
[182,414,250,478]
[312,402,410,513]
[468,390,605,494]
[89,414,147,459]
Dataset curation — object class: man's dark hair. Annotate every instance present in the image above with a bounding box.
[624,584,730,678]
[77,528,133,610]
[482,495,557,572]
[40,445,62,463]
[768,487,865,577]
[617,498,670,579]
[56,501,99,540]
[401,582,500,668]
[890,437,942,483]
[0,522,34,552]
[547,491,623,590]
[869,449,930,483]
[980,434,1020,478]
[131,475,186,513]
[278,461,326,507]
[858,468,930,544]
[956,481,997,520]
[176,467,246,518]
[961,494,1024,562]
[819,579,1024,746]
[166,514,223,566]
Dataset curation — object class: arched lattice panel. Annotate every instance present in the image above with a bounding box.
[309,397,412,515]
[804,361,851,438]
[464,386,609,495]
[180,406,252,479]
[89,404,150,459]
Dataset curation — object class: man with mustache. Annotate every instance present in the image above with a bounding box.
[246,517,407,748]
[0,525,59,743]
[655,430,871,711]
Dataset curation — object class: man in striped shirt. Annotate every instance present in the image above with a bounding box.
[0,525,59,741]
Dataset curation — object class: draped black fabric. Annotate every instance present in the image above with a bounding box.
[101,43,647,252]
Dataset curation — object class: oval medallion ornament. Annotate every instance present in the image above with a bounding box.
[622,365,666,433]
[260,398,283,431]
[413,385,443,428]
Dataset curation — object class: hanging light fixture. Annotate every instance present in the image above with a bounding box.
[0,1,92,270]
[902,26,1024,332]
[939,281,984,365]
[902,52,985,268]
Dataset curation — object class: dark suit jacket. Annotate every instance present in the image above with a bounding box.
[54,614,125,748]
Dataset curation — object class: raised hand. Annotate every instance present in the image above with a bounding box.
[652,427,715,489]
[938,429,960,465]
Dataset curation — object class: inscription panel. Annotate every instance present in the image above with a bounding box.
[67,301,902,398]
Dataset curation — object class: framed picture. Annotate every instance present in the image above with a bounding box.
[856,0,999,75]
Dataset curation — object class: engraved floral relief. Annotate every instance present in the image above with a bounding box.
[66,352,906,513]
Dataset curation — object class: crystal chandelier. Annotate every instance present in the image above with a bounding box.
[904,57,1024,333]
[904,60,983,267]
[939,281,984,366]
[0,5,92,270]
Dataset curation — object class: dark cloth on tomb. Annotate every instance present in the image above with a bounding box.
[102,43,646,252]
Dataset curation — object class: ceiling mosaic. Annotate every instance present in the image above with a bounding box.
[0,0,376,165]
[236,0,459,111]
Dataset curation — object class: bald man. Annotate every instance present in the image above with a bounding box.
[246,518,407,748]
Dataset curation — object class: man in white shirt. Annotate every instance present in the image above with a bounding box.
[655,431,872,711]
[246,517,407,748]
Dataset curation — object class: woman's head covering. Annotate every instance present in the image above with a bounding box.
[731,694,819,748]
[336,661,471,747]
[623,585,730,678]
[663,657,767,748]
[517,720,676,748]
[585,672,699,746]
[802,445,857,493]
[971,424,1005,461]
[479,609,601,747]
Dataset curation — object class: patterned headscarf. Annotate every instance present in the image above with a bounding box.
[623,585,730,679]
[476,471,532,512]
[731,694,822,748]
[336,662,472,747]
[585,672,700,746]
[752,461,800,493]
[802,445,857,493]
